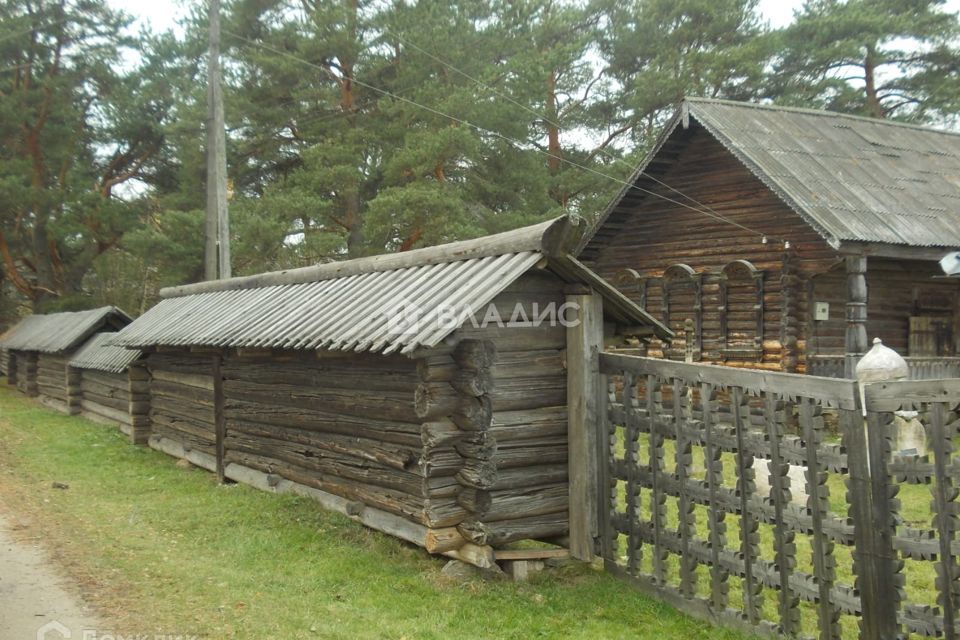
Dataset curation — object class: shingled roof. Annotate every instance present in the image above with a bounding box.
[110,217,673,355]
[580,97,960,255]
[0,306,132,354]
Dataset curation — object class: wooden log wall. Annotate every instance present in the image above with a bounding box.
[451,270,570,546]
[7,351,17,386]
[128,364,150,444]
[219,350,473,539]
[147,351,216,456]
[15,351,38,397]
[584,124,839,372]
[78,368,133,428]
[37,353,70,406]
[807,258,960,359]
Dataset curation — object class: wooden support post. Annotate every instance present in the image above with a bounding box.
[213,355,226,482]
[845,255,868,378]
[7,352,16,386]
[566,291,604,561]
[65,366,82,415]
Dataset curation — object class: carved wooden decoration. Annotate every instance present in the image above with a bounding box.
[598,351,960,640]
[719,259,764,362]
[663,264,702,361]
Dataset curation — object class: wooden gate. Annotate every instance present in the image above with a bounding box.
[594,352,960,639]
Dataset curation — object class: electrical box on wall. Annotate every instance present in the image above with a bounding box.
[814,302,830,321]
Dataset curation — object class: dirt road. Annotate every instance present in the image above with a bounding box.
[0,511,101,640]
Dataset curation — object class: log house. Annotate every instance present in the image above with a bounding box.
[579,98,960,378]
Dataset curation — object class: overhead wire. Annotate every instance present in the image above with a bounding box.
[224,28,778,241]
[379,25,783,243]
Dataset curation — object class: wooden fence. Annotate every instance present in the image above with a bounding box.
[807,354,960,380]
[597,352,960,639]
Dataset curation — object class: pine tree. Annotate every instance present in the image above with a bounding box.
[770,0,960,122]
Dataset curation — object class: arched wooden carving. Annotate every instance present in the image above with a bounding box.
[663,263,702,360]
[719,259,764,361]
[613,269,644,306]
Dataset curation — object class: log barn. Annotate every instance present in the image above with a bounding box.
[109,217,670,566]
[1,307,132,408]
[68,333,149,443]
[578,98,960,378]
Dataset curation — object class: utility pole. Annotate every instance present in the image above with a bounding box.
[205,0,230,280]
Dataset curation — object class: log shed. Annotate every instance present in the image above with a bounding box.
[1,307,132,410]
[109,216,672,566]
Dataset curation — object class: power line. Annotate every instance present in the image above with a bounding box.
[381,25,778,241]
[224,30,774,241]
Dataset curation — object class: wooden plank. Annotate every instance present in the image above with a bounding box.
[494,548,569,561]
[566,292,604,561]
[929,402,957,640]
[801,397,840,639]
[599,352,858,409]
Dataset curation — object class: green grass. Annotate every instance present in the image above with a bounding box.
[0,384,751,640]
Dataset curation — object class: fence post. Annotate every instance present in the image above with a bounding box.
[846,406,900,638]
[566,288,604,561]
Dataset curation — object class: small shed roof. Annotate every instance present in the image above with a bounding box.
[69,333,143,373]
[580,97,960,256]
[0,306,132,354]
[111,217,672,355]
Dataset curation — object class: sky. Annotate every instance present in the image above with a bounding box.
[105,0,833,33]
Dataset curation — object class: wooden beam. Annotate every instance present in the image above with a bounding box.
[161,217,571,298]
[566,292,604,561]
[838,241,956,261]
[494,548,569,561]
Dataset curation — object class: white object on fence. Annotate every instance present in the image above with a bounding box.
[752,458,808,506]
[855,337,909,416]
[893,411,927,457]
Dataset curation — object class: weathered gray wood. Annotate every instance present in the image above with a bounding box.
[161,217,568,297]
[414,382,460,420]
[213,355,226,482]
[929,402,957,640]
[844,255,868,379]
[452,339,498,371]
[151,368,214,390]
[80,400,133,426]
[566,292,603,561]
[600,353,859,410]
[458,512,568,546]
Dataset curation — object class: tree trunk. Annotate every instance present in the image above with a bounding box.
[863,44,884,119]
[545,69,567,208]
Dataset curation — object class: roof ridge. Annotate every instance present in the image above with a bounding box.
[160,215,581,299]
[685,96,960,137]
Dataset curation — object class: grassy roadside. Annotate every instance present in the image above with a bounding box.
[0,383,749,640]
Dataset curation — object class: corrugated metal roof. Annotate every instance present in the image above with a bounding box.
[110,218,672,355]
[69,332,142,373]
[689,98,960,247]
[582,98,960,252]
[0,307,132,354]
